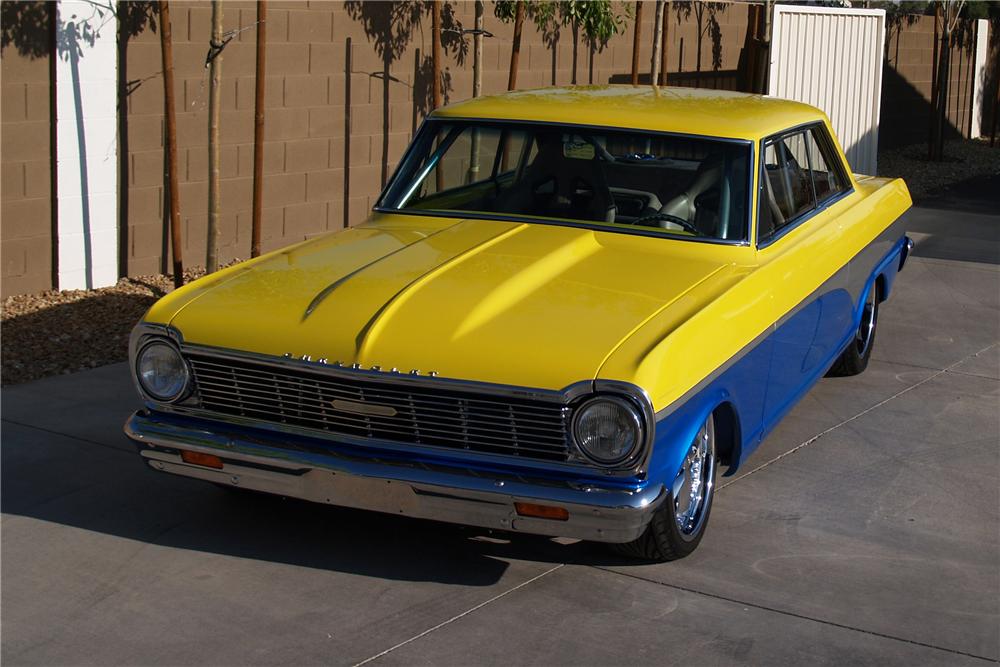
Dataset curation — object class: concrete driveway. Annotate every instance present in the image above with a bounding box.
[3,199,998,665]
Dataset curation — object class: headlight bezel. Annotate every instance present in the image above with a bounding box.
[134,339,191,403]
[571,394,646,467]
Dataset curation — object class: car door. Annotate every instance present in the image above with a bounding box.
[756,124,853,433]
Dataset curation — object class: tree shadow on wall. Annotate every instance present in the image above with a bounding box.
[1,0,52,57]
[673,1,726,83]
[344,1,466,190]
[606,1,727,87]
[413,54,454,130]
[2,0,157,283]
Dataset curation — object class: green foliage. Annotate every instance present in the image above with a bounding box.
[493,1,628,47]
[563,1,628,47]
[962,0,1000,20]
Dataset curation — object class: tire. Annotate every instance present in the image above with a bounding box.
[827,280,880,377]
[611,413,717,562]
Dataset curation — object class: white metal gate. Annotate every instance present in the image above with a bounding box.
[768,5,886,175]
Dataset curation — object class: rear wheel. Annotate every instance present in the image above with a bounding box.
[612,413,717,562]
[828,280,880,377]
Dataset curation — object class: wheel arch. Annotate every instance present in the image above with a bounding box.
[712,401,741,476]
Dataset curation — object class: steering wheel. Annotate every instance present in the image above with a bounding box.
[633,212,701,235]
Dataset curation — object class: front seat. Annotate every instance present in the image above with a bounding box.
[500,136,615,223]
[659,154,725,227]
[557,152,616,223]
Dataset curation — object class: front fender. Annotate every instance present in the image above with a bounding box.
[648,388,732,493]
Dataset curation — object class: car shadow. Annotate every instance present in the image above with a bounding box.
[1,416,643,588]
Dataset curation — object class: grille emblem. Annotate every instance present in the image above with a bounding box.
[330,399,398,418]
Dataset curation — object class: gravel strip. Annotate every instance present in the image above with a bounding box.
[878,138,1000,200]
[1,266,228,386]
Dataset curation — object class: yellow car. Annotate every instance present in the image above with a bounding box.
[125,86,912,561]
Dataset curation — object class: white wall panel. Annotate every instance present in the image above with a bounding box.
[56,0,118,290]
[971,19,989,139]
[768,5,886,175]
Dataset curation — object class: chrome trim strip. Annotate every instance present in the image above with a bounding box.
[398,125,465,207]
[126,410,666,543]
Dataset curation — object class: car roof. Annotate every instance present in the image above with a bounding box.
[430,85,825,141]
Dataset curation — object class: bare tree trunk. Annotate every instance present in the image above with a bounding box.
[432,0,443,191]
[931,2,960,162]
[651,1,664,87]
[660,1,670,86]
[694,1,703,86]
[251,0,266,257]
[571,20,579,85]
[992,48,999,147]
[934,27,951,160]
[473,0,483,99]
[207,0,222,273]
[631,1,643,85]
[929,2,941,159]
[756,0,771,93]
[159,0,184,289]
[469,0,483,183]
[508,1,524,90]
[432,0,442,109]
[117,6,129,279]
[344,38,352,227]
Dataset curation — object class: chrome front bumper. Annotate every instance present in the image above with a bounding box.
[124,411,666,543]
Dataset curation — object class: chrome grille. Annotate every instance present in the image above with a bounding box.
[186,353,571,462]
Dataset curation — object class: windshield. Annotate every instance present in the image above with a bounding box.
[379,120,751,242]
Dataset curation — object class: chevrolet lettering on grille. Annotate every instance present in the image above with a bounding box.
[283,353,438,377]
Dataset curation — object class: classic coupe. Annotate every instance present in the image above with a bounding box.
[125,87,912,561]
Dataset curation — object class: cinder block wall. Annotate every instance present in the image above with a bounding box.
[1,12,53,298]
[881,13,982,149]
[122,1,749,275]
[5,2,980,298]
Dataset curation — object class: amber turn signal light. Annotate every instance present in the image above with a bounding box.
[180,450,224,469]
[514,502,569,521]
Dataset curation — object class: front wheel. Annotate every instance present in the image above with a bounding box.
[827,280,880,377]
[611,413,717,562]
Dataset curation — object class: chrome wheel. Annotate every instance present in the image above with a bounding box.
[672,416,716,541]
[856,283,879,356]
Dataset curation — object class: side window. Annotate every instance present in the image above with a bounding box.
[758,124,850,244]
[806,127,846,202]
[759,130,815,240]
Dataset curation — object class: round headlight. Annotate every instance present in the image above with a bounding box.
[572,396,643,465]
[136,341,189,402]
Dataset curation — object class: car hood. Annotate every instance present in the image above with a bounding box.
[159,214,744,390]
